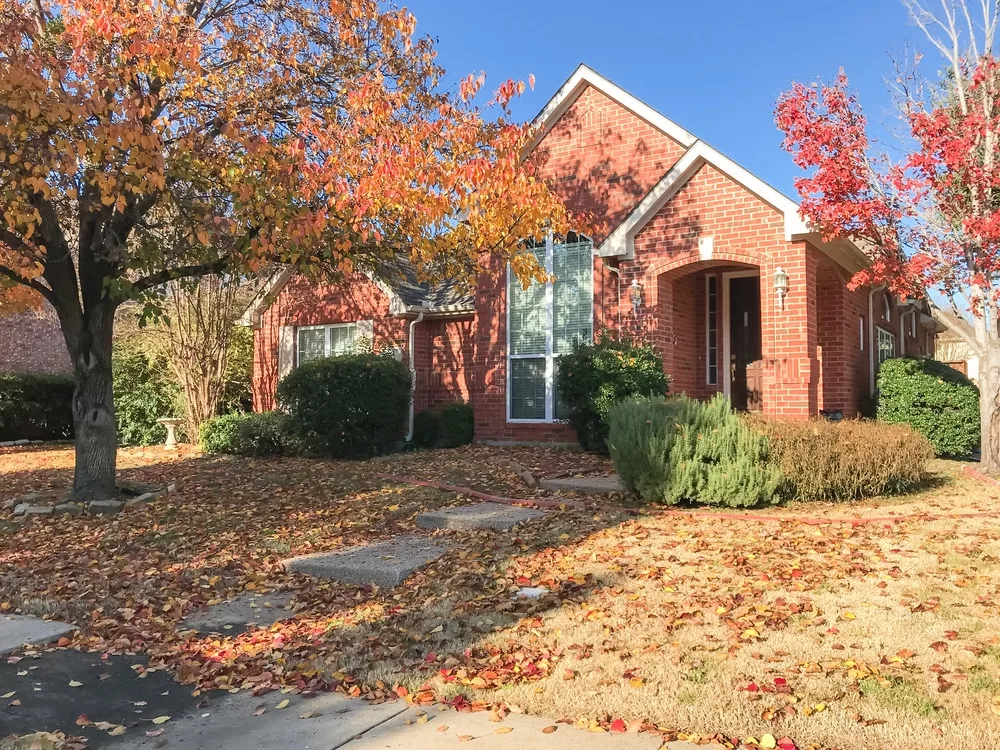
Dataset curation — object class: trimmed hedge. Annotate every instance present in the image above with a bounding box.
[608,395,785,508]
[412,402,474,449]
[757,418,932,500]
[277,353,411,458]
[877,357,980,458]
[555,335,670,452]
[113,349,182,446]
[0,372,74,441]
[199,411,288,456]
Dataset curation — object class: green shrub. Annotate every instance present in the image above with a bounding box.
[113,349,182,446]
[277,353,411,458]
[608,395,785,508]
[412,410,440,449]
[411,402,474,449]
[757,418,932,500]
[877,357,980,458]
[199,411,287,456]
[440,401,474,447]
[0,373,74,441]
[555,334,670,451]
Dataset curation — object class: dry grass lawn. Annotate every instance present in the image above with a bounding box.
[2,446,999,750]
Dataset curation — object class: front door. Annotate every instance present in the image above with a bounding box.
[728,276,762,411]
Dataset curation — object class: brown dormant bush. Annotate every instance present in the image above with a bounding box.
[754,418,933,501]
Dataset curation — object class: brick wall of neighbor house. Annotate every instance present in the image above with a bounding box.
[0,309,72,374]
[252,273,410,411]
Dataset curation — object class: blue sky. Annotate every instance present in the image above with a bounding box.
[405,0,934,197]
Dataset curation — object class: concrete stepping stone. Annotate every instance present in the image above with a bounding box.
[283,535,451,588]
[180,592,295,634]
[539,474,624,494]
[416,502,546,531]
[0,615,76,656]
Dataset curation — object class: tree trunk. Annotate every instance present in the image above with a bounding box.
[980,347,1000,473]
[70,304,118,502]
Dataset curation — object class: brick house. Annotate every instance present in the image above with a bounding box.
[249,64,938,445]
[0,307,72,375]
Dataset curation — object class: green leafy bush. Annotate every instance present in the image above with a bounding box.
[219,325,254,415]
[555,335,670,451]
[877,357,980,458]
[757,418,932,500]
[199,411,287,456]
[113,349,182,446]
[608,395,785,508]
[411,402,474,449]
[277,353,411,458]
[0,373,74,441]
[440,401,474,447]
[412,410,440,449]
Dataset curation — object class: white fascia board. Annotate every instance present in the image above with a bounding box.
[524,64,697,154]
[598,140,811,259]
[239,267,294,328]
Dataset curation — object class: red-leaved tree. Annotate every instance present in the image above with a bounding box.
[776,0,1000,470]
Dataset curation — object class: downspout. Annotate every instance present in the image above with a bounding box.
[867,285,885,397]
[868,288,876,397]
[405,311,425,443]
[899,309,907,357]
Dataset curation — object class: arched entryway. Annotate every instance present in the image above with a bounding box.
[648,258,764,411]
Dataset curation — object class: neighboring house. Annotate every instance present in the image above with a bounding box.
[933,310,979,382]
[249,64,938,444]
[0,306,72,374]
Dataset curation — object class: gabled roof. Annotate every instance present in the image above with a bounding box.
[240,261,474,328]
[528,64,870,273]
[526,64,697,153]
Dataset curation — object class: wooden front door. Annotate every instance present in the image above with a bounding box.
[729,276,762,411]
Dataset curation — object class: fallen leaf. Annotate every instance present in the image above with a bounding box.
[68,680,83,687]
[457,735,475,742]
[276,699,290,709]
[542,725,558,734]
[151,716,171,725]
[494,726,513,734]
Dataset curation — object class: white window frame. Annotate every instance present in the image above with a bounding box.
[506,232,593,423]
[877,327,896,366]
[296,322,359,366]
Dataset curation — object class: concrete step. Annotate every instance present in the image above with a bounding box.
[539,475,625,494]
[0,615,76,656]
[180,592,295,635]
[416,502,546,531]
[283,536,451,588]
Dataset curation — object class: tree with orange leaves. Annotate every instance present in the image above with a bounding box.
[0,0,574,500]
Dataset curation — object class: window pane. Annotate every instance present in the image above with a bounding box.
[510,358,546,419]
[706,276,718,385]
[509,247,547,355]
[877,328,895,365]
[553,238,593,354]
[330,324,357,356]
[297,328,326,363]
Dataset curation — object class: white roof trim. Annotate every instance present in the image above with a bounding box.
[525,64,697,154]
[598,140,811,259]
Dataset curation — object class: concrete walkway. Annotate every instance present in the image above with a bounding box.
[106,689,723,749]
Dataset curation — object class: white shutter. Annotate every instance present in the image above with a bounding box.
[278,326,295,379]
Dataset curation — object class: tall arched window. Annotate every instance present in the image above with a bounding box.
[508,232,593,421]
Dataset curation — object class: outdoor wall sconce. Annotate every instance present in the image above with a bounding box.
[774,266,789,310]
[629,279,643,313]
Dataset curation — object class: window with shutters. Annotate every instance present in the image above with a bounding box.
[296,322,361,365]
[507,232,593,421]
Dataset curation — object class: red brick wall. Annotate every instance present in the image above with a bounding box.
[531,84,687,242]
[0,308,72,374]
[414,318,475,413]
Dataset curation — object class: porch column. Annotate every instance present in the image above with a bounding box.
[762,242,819,418]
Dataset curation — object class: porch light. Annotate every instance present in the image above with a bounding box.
[629,279,643,313]
[774,266,789,309]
